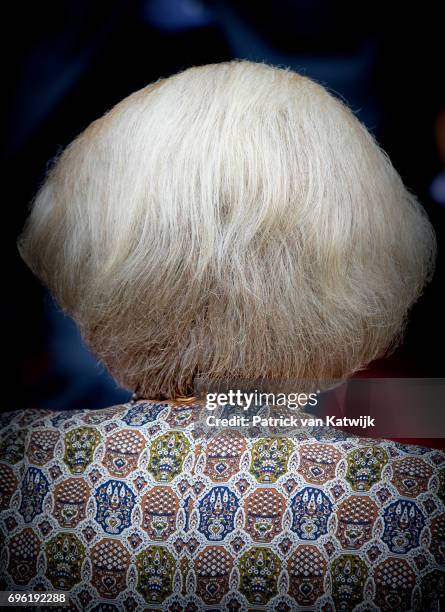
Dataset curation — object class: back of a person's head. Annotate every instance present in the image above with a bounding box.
[19,60,435,397]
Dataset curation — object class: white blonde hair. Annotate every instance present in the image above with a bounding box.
[19,60,436,397]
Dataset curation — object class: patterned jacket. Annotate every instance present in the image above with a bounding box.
[0,400,444,611]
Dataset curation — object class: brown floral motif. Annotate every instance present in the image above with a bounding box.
[26,429,60,466]
[0,462,18,510]
[195,545,234,604]
[7,528,40,585]
[45,533,85,590]
[1,399,445,610]
[102,429,145,478]
[204,430,247,482]
[298,443,342,485]
[244,488,285,542]
[430,513,445,565]
[373,557,415,611]
[52,477,90,528]
[141,486,179,540]
[391,456,433,498]
[336,495,378,549]
[287,544,327,606]
[91,538,131,598]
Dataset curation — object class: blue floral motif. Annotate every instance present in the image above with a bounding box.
[3,398,445,610]
[94,479,136,534]
[382,499,425,554]
[290,486,333,540]
[121,402,168,426]
[395,443,430,455]
[50,411,78,428]
[19,467,49,522]
[311,427,348,442]
[198,486,239,541]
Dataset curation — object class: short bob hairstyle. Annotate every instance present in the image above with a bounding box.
[19,60,436,398]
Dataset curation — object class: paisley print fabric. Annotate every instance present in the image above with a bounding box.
[0,400,444,611]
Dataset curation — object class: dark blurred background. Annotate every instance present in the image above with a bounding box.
[4,0,445,412]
